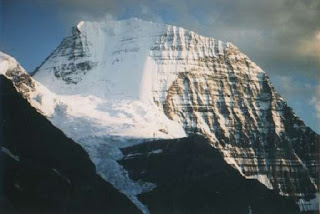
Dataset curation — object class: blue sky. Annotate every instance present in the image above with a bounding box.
[0,0,319,132]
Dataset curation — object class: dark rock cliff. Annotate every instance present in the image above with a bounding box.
[120,135,301,214]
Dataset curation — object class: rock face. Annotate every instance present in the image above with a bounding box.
[0,62,141,214]
[34,26,95,84]
[2,18,318,213]
[154,37,319,205]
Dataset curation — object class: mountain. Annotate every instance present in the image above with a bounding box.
[1,18,318,213]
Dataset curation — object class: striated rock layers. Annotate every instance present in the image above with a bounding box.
[150,30,319,207]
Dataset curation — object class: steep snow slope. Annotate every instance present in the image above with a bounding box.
[33,20,186,139]
[0,51,182,213]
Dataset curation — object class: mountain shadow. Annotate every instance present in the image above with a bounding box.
[120,135,301,214]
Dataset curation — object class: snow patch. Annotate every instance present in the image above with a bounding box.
[1,147,20,161]
[247,174,273,189]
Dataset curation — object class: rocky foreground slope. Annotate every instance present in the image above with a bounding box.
[1,18,319,213]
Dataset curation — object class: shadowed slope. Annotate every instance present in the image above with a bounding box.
[120,135,300,214]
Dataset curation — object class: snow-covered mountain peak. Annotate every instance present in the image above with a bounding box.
[5,18,318,212]
[33,18,237,101]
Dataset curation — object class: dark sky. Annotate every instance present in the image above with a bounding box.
[0,0,319,132]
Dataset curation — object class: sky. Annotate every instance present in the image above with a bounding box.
[0,0,319,132]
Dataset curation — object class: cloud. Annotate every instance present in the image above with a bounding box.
[271,76,319,107]
[296,31,319,58]
[309,96,320,119]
